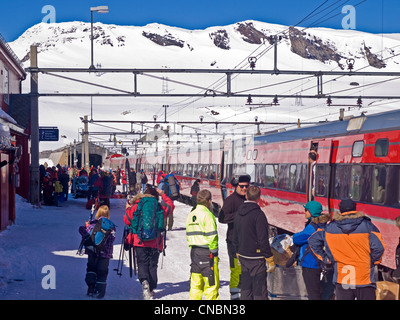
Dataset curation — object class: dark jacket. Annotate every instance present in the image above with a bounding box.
[218,191,245,242]
[232,201,273,259]
[190,181,200,197]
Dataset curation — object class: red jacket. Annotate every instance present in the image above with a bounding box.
[124,193,174,251]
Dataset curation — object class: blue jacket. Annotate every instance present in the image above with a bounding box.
[293,214,330,269]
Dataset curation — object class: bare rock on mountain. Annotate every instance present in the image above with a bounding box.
[289,26,344,69]
[142,31,185,48]
[209,30,230,50]
[235,22,268,44]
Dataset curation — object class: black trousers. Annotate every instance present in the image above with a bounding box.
[238,256,268,300]
[85,252,110,288]
[135,247,160,292]
[302,267,322,300]
[335,284,376,300]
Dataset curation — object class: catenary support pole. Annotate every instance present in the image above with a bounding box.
[29,45,40,205]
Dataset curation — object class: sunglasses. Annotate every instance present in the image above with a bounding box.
[238,184,249,189]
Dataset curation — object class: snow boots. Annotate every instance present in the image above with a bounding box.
[85,269,107,299]
[142,280,154,300]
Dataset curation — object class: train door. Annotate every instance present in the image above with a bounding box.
[220,139,232,201]
[307,140,334,214]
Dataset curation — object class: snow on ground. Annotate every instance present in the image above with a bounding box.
[0,190,229,300]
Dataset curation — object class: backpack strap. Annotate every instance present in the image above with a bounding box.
[300,222,320,266]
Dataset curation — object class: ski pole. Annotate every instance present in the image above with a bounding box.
[114,226,127,276]
[132,245,137,276]
[129,244,133,278]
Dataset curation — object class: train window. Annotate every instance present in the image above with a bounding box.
[265,164,278,188]
[253,149,258,160]
[295,164,307,193]
[255,164,266,187]
[277,164,290,190]
[193,164,199,177]
[352,141,364,157]
[349,165,362,200]
[246,164,256,182]
[289,165,297,191]
[247,150,252,160]
[372,166,386,204]
[375,139,389,157]
[315,165,329,197]
[209,165,217,180]
[384,166,399,207]
[334,165,351,199]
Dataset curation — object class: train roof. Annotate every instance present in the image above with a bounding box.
[254,109,400,144]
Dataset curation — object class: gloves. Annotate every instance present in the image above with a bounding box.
[265,256,276,273]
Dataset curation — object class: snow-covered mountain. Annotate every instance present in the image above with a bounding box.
[9,20,400,152]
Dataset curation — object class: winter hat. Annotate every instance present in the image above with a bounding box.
[238,175,251,183]
[339,199,357,213]
[303,201,323,217]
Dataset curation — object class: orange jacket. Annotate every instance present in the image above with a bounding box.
[308,211,385,287]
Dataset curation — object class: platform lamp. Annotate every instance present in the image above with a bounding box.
[89,6,109,70]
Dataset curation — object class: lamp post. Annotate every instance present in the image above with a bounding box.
[90,6,109,70]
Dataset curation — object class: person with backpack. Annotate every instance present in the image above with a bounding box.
[308,199,385,300]
[292,200,333,300]
[78,205,116,299]
[124,186,174,299]
[186,189,219,300]
[158,172,180,230]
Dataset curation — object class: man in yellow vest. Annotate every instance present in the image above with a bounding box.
[186,189,219,300]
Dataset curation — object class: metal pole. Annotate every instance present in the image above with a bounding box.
[29,45,40,206]
[73,139,77,168]
[84,115,90,171]
[90,10,94,70]
[81,130,85,169]
[274,35,278,73]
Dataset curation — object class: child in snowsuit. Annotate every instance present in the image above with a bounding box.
[79,205,116,298]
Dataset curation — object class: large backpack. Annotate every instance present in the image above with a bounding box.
[85,218,115,254]
[128,197,165,242]
[163,174,180,200]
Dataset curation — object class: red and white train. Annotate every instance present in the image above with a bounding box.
[104,109,400,272]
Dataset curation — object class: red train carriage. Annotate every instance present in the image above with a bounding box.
[104,110,400,271]
[249,110,400,271]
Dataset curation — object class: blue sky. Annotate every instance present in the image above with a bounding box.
[1,0,399,42]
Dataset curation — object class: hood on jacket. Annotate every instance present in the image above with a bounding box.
[128,193,156,205]
[238,201,260,216]
[310,213,331,225]
[332,210,368,234]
